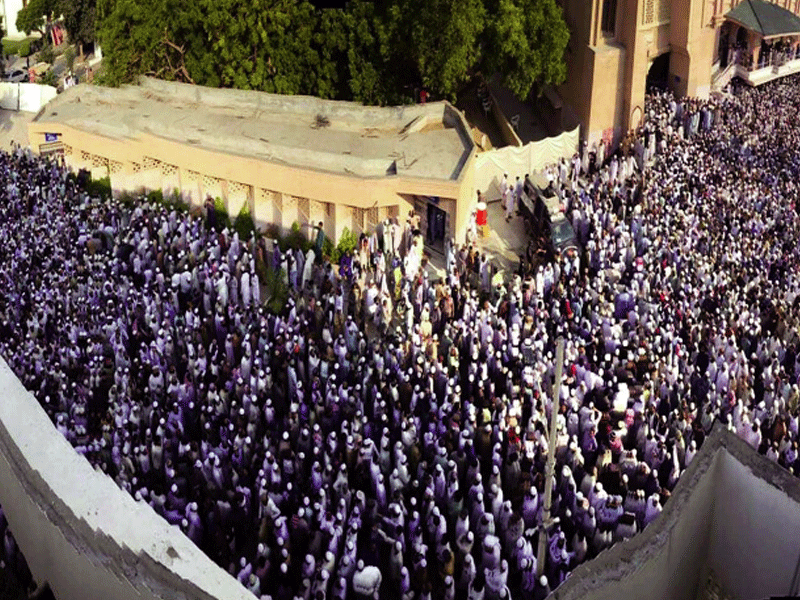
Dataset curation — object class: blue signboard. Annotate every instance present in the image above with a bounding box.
[45,133,59,142]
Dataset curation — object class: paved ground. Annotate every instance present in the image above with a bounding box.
[455,80,507,150]
[0,110,34,152]
[486,75,551,144]
[476,197,528,274]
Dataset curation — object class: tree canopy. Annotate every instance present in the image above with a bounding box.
[16,0,97,52]
[483,0,570,100]
[61,0,97,52]
[16,0,60,38]
[96,0,570,105]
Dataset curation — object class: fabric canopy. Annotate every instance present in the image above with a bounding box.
[474,125,579,202]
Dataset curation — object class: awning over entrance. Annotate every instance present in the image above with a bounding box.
[726,0,800,39]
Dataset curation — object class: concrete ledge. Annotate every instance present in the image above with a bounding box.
[550,423,800,600]
[0,358,253,600]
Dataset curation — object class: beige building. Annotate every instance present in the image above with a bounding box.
[558,0,800,147]
[27,78,476,248]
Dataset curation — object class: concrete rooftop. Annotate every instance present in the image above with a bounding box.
[34,77,474,181]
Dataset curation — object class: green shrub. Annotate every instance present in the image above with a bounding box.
[116,191,138,208]
[146,189,164,205]
[214,197,231,231]
[233,203,256,240]
[263,267,289,315]
[40,69,57,87]
[64,46,76,72]
[38,43,55,65]
[282,221,310,253]
[3,38,34,58]
[263,222,282,241]
[331,227,359,263]
[85,175,111,199]
[169,188,190,213]
[322,235,335,261]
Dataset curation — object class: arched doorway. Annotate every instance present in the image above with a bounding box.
[647,52,671,91]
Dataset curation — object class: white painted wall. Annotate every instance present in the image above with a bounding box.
[550,449,719,600]
[708,451,800,599]
[551,428,800,600]
[0,358,254,600]
[0,82,57,112]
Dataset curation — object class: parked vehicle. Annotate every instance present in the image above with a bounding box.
[520,174,579,259]
[549,213,579,258]
[3,69,28,83]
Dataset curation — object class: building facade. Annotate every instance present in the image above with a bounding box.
[1,0,27,40]
[558,0,800,147]
[27,78,476,248]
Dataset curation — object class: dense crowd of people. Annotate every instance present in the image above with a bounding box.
[1,73,800,600]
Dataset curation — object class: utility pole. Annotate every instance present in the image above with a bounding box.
[536,337,564,579]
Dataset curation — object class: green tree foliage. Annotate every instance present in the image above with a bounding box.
[61,0,97,52]
[191,0,319,94]
[313,7,348,99]
[96,0,569,104]
[233,203,256,241]
[96,0,172,85]
[410,0,486,101]
[330,227,358,263]
[16,0,59,38]
[482,0,570,98]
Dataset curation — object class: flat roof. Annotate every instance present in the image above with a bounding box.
[33,77,474,181]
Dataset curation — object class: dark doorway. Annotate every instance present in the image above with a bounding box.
[647,52,671,91]
[736,26,747,47]
[426,201,446,254]
[719,22,731,67]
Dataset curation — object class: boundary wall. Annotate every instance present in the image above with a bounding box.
[550,424,800,600]
[0,358,253,600]
[0,83,57,113]
[473,125,580,200]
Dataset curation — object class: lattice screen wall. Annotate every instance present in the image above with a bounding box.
[91,154,108,169]
[226,181,250,213]
[367,206,379,230]
[142,156,161,171]
[309,199,325,226]
[297,197,310,225]
[253,188,276,229]
[202,175,222,199]
[644,0,655,24]
[644,0,670,24]
[228,181,248,197]
[160,163,178,176]
[353,207,366,234]
[658,0,670,22]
